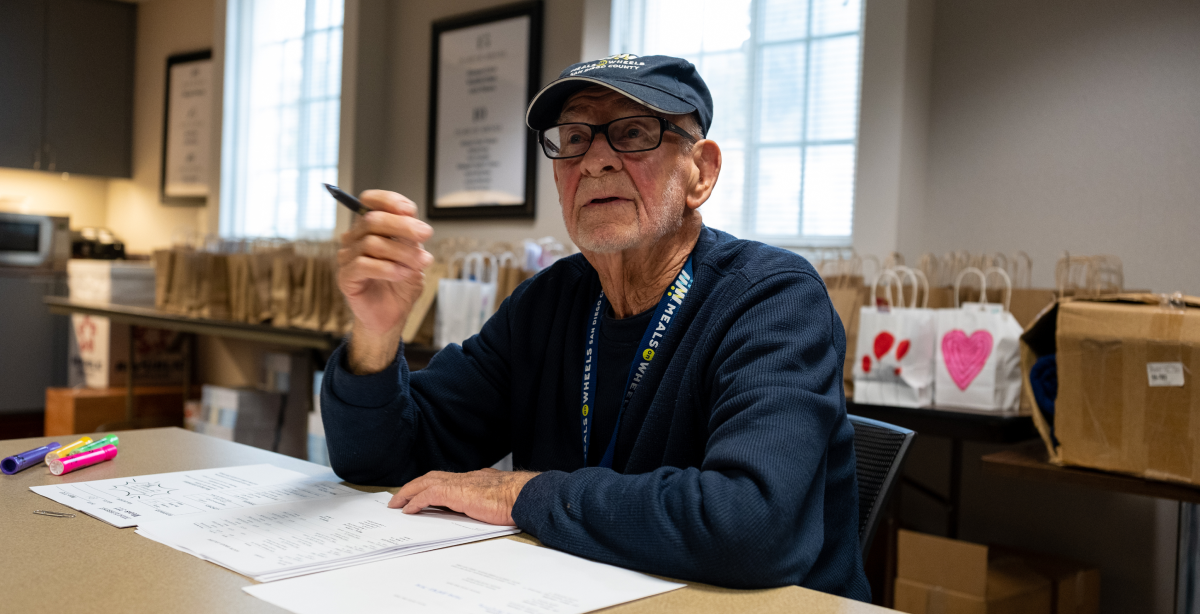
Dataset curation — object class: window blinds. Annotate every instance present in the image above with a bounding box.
[222,0,344,240]
[610,0,863,245]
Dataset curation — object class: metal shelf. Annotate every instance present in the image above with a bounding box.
[43,296,340,350]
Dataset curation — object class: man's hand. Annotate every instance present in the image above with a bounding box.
[390,468,539,526]
[337,190,434,374]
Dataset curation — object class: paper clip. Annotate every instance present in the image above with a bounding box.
[33,510,75,518]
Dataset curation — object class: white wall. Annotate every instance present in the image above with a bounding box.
[917,0,1200,293]
[106,0,214,255]
[0,167,110,228]
[853,0,934,260]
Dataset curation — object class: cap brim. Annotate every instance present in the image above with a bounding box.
[525,77,698,130]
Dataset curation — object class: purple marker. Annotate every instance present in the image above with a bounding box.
[2,442,60,475]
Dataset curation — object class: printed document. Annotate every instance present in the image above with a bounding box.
[136,491,520,582]
[243,538,685,614]
[30,464,356,527]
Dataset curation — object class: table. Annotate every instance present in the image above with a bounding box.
[982,442,1200,614]
[1,428,893,614]
[847,402,1037,538]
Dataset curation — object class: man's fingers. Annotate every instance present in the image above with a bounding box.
[359,190,419,217]
[344,212,433,246]
[388,490,410,509]
[358,234,433,269]
[391,471,449,509]
[339,255,416,289]
[400,489,434,514]
[343,213,433,247]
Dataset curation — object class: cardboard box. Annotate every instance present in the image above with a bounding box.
[67,260,185,388]
[993,547,1100,614]
[45,386,186,436]
[1021,293,1200,484]
[895,530,1051,614]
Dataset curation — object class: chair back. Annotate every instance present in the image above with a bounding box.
[849,415,914,556]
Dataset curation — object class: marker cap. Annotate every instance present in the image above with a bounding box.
[73,434,119,455]
[2,443,61,475]
[44,436,93,465]
[49,445,118,476]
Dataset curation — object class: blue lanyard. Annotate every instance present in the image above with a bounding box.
[580,257,694,468]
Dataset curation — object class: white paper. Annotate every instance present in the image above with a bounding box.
[165,58,212,197]
[244,538,685,614]
[29,464,352,528]
[1148,362,1186,387]
[434,16,530,207]
[136,491,519,582]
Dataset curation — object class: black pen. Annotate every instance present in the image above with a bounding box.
[324,183,372,216]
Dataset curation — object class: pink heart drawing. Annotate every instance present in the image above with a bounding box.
[941,329,994,391]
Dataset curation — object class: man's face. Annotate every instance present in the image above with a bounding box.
[552,87,695,254]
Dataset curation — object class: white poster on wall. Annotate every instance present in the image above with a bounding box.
[433,15,531,209]
[164,56,212,200]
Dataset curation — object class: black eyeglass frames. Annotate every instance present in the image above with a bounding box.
[538,115,697,160]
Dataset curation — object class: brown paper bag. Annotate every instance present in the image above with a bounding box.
[271,254,293,327]
[403,263,446,343]
[251,251,276,324]
[199,253,230,320]
[225,254,246,322]
[152,250,174,310]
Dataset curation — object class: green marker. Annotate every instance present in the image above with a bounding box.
[71,434,120,455]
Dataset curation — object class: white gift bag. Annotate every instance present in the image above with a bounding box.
[434,277,480,349]
[853,269,937,407]
[933,267,1024,411]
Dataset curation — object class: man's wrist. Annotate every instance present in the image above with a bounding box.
[346,321,404,375]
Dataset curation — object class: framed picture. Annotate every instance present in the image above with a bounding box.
[427,2,542,219]
[160,50,213,205]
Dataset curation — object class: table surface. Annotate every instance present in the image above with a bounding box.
[847,401,1037,443]
[981,441,1200,504]
[1,428,891,614]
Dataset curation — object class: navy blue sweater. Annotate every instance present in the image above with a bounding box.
[321,227,869,600]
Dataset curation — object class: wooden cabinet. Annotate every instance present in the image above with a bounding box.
[0,0,135,178]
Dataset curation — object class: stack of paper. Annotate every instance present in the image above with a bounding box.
[30,464,360,527]
[244,538,686,614]
[135,491,520,582]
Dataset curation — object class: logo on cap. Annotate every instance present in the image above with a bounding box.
[569,53,647,76]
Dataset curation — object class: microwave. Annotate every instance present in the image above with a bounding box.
[0,212,71,271]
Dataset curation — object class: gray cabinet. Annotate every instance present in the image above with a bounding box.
[0,0,135,178]
[0,0,46,171]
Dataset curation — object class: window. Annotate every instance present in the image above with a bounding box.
[221,0,344,239]
[611,0,863,246]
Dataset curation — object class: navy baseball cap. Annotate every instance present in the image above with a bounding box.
[525,54,714,136]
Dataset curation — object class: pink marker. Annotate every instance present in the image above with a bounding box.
[48,445,118,476]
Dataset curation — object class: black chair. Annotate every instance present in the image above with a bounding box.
[849,414,915,557]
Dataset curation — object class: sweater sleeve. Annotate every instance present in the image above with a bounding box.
[511,271,849,589]
[320,295,518,486]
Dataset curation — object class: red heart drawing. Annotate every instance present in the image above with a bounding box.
[896,339,911,361]
[862,356,872,373]
[941,329,994,391]
[873,332,894,359]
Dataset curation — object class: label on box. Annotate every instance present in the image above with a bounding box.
[1147,362,1185,387]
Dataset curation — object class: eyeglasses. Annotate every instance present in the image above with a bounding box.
[539,115,697,159]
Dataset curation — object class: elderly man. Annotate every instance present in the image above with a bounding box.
[323,54,868,600]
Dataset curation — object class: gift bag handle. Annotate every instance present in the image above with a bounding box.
[1013,251,1032,289]
[953,267,988,308]
[984,266,1014,311]
[870,269,903,309]
[893,266,930,309]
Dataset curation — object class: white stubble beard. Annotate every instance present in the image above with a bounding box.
[571,166,687,254]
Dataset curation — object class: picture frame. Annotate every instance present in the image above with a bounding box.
[427,2,542,219]
[160,50,213,205]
